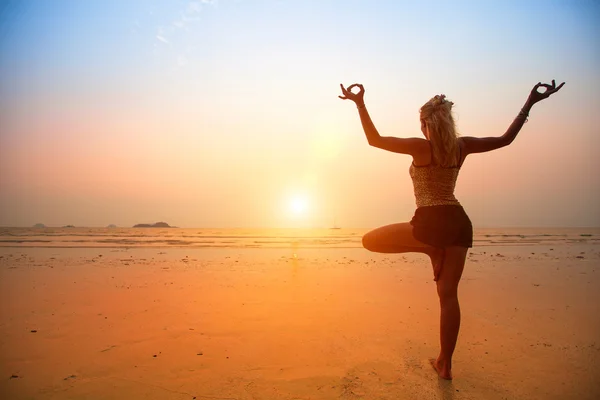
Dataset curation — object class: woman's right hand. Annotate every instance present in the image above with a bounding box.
[339,83,365,107]
[526,80,565,106]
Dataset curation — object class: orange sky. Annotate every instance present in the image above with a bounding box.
[0,1,598,228]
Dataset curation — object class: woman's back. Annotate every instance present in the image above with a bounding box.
[409,142,463,208]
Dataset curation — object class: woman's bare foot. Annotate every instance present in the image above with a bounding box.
[429,358,452,380]
[428,248,445,281]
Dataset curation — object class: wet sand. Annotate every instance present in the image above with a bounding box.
[1,244,599,399]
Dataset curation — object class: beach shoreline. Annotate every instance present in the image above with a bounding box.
[1,240,599,399]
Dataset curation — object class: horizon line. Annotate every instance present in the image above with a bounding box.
[1,225,599,230]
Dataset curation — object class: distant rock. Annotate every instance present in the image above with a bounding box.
[33,223,46,228]
[107,224,117,228]
[62,225,75,228]
[133,222,172,228]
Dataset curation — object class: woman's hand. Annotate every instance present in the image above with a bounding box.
[339,83,365,107]
[527,80,565,106]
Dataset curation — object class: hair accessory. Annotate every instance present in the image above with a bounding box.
[433,94,447,106]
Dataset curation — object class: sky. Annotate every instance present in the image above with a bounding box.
[0,0,599,228]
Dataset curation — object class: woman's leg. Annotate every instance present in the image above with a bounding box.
[362,223,444,274]
[431,246,468,380]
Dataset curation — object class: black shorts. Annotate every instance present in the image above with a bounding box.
[410,205,473,248]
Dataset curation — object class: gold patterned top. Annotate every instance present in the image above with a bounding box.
[409,162,461,208]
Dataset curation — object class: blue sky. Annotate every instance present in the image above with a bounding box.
[0,0,599,227]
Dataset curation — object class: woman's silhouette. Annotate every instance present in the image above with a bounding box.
[339,80,564,379]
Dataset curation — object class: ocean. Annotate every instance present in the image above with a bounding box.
[0,227,598,249]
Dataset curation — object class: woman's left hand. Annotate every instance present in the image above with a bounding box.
[527,80,565,105]
[339,83,365,107]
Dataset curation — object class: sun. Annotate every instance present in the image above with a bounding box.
[289,195,308,215]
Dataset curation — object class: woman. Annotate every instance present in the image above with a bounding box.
[338,80,564,380]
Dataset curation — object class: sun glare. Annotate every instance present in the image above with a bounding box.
[289,196,308,215]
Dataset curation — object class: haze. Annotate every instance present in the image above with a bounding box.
[0,0,598,228]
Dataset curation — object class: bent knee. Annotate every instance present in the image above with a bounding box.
[362,233,375,252]
[362,231,385,252]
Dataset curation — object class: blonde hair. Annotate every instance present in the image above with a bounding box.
[419,94,460,167]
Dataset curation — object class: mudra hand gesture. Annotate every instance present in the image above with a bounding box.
[527,80,565,105]
[339,83,365,107]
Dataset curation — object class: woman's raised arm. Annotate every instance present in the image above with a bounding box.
[339,83,427,156]
[462,80,565,155]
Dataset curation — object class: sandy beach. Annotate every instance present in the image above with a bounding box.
[1,237,599,399]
